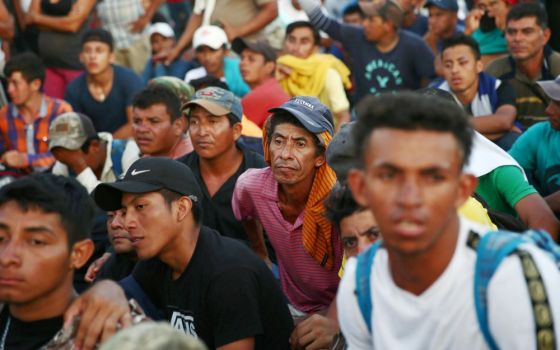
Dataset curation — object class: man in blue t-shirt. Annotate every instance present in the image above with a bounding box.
[64,29,143,139]
[509,75,560,214]
[298,0,435,102]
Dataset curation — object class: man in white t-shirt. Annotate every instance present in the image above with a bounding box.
[342,91,560,349]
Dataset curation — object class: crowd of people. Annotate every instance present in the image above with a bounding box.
[1,0,560,349]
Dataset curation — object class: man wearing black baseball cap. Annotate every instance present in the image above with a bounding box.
[232,37,289,128]
[69,157,293,349]
[232,96,343,320]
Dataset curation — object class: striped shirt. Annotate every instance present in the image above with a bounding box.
[232,167,342,314]
[0,96,72,171]
[96,0,147,50]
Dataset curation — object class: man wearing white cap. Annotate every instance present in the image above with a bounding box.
[509,75,560,215]
[184,25,250,98]
[141,22,194,84]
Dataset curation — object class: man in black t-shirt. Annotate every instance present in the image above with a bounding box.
[436,33,519,150]
[0,174,95,350]
[91,157,293,349]
[177,87,266,244]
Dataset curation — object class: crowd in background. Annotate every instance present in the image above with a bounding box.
[1,0,560,349]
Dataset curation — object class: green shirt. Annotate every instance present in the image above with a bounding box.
[476,165,537,217]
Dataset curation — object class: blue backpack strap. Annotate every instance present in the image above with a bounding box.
[473,229,559,350]
[473,230,525,350]
[110,139,127,177]
[355,240,382,333]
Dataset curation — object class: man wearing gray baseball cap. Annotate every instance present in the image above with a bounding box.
[509,75,560,213]
[50,111,139,194]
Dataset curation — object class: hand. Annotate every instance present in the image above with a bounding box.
[24,10,38,26]
[154,46,180,66]
[1,150,27,168]
[85,252,112,283]
[51,147,88,174]
[465,8,484,35]
[64,280,132,350]
[220,19,243,41]
[128,15,150,33]
[276,64,293,79]
[289,314,339,350]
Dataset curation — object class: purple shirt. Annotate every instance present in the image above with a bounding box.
[232,167,342,313]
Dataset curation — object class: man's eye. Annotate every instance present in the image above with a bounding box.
[136,204,145,210]
[30,239,46,246]
[361,227,380,239]
[342,237,357,249]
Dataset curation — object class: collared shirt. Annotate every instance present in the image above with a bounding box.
[177,143,265,242]
[96,0,148,49]
[232,167,342,314]
[0,96,72,171]
[51,132,140,193]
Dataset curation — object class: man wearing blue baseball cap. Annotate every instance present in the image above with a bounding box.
[232,96,343,321]
[424,0,462,54]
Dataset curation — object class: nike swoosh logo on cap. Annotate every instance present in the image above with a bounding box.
[131,169,151,176]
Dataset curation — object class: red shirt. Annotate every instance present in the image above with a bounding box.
[241,78,290,128]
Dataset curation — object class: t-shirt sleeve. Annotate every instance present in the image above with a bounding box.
[488,245,560,349]
[496,81,516,108]
[122,69,144,106]
[493,166,538,208]
[412,38,436,81]
[324,68,350,113]
[206,268,263,347]
[63,81,80,112]
[508,126,541,174]
[231,170,257,221]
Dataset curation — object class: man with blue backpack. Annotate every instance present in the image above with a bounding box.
[342,91,560,349]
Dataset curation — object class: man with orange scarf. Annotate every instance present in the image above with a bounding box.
[232,96,343,317]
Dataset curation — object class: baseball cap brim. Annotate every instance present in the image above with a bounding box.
[231,37,249,55]
[268,106,327,134]
[184,99,230,116]
[537,80,560,101]
[48,137,85,151]
[93,181,163,211]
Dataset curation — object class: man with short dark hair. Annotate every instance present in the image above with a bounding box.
[132,86,192,158]
[437,33,519,149]
[0,174,95,349]
[340,92,560,348]
[232,96,343,316]
[486,2,560,127]
[91,157,293,349]
[0,52,73,172]
[64,28,143,139]
[297,0,435,101]
[232,37,289,128]
[177,87,266,244]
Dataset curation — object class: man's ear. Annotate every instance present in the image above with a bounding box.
[175,196,193,222]
[173,116,187,136]
[476,59,484,73]
[315,153,326,168]
[232,121,243,141]
[455,173,478,209]
[347,168,369,208]
[30,78,42,93]
[109,51,116,64]
[543,28,551,45]
[70,239,95,269]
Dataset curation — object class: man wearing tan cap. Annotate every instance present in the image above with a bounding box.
[297,0,435,102]
[49,112,139,194]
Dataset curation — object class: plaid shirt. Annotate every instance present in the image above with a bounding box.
[0,96,72,172]
[96,0,147,50]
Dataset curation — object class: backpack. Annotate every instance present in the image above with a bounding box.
[110,139,127,177]
[355,229,560,350]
